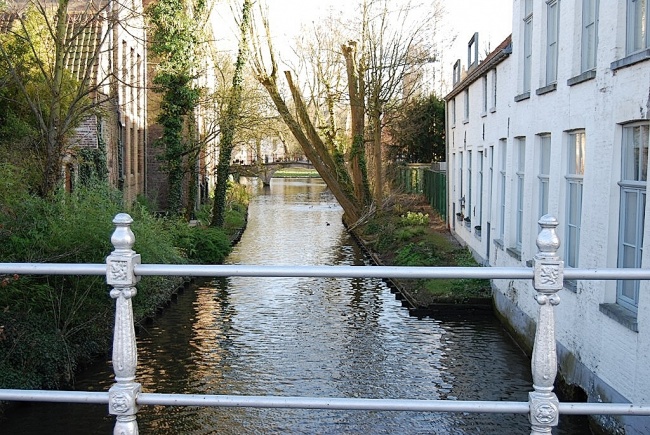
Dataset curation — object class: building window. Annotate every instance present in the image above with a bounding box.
[482,76,488,113]
[566,131,586,268]
[515,138,526,250]
[539,135,551,218]
[463,89,469,122]
[499,139,507,241]
[626,0,649,55]
[546,0,559,85]
[478,150,484,228]
[582,0,599,72]
[451,98,456,127]
[459,152,464,213]
[491,69,498,110]
[468,151,473,223]
[488,146,494,224]
[523,0,534,93]
[617,123,648,312]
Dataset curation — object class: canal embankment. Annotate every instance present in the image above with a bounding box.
[348,193,493,311]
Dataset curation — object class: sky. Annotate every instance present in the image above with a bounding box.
[212,0,513,93]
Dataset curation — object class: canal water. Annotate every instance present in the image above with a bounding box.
[0,178,591,434]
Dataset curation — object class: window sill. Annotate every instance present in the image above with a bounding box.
[599,303,638,333]
[480,111,487,118]
[506,247,522,261]
[462,119,469,125]
[494,238,504,250]
[563,280,577,293]
[535,83,557,96]
[489,107,496,113]
[611,49,650,71]
[567,70,596,86]
[514,92,530,102]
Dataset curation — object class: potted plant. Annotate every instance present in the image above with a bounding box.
[474,225,481,236]
[464,216,471,228]
[456,212,464,221]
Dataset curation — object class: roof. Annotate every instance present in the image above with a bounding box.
[445,34,513,101]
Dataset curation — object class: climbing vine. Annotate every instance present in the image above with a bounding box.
[147,0,206,215]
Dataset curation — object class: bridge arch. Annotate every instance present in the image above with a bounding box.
[230,161,315,185]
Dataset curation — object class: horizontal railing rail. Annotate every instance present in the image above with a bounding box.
[2,262,650,280]
[1,213,649,434]
[2,389,650,415]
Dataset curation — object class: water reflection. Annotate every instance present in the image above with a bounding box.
[0,178,589,434]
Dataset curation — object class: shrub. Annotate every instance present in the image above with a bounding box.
[399,211,429,226]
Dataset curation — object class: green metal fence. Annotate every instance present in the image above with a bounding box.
[423,169,446,221]
[398,164,429,194]
[398,164,447,221]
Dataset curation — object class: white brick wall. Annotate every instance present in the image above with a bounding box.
[446,1,650,431]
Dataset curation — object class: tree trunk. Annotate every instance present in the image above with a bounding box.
[341,42,371,206]
[258,73,362,225]
[210,0,253,227]
[41,0,71,197]
[371,105,383,204]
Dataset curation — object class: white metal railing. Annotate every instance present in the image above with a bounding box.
[1,213,650,434]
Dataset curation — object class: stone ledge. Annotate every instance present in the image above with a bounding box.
[599,303,638,332]
[567,70,596,86]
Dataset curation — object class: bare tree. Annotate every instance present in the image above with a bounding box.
[360,0,444,204]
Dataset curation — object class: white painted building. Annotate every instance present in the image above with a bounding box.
[445,1,650,433]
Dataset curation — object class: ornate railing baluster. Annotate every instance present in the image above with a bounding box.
[529,215,564,434]
[106,213,142,435]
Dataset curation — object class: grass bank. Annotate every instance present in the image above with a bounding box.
[272,168,320,178]
[352,194,491,309]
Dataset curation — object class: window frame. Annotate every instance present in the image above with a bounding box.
[515,138,526,250]
[491,69,498,111]
[451,98,456,127]
[565,131,586,269]
[478,150,484,230]
[468,151,473,224]
[499,140,508,241]
[581,0,599,72]
[523,0,534,93]
[617,123,649,312]
[626,0,650,55]
[546,0,560,85]
[539,135,551,218]
[482,75,488,114]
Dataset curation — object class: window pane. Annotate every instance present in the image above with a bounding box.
[620,280,637,300]
[567,226,578,267]
[547,1,559,83]
[623,124,649,181]
[623,191,638,243]
[628,0,649,53]
[569,132,586,175]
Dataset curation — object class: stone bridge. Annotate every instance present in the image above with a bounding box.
[230,161,315,185]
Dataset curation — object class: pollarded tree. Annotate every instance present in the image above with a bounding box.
[251,6,365,225]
